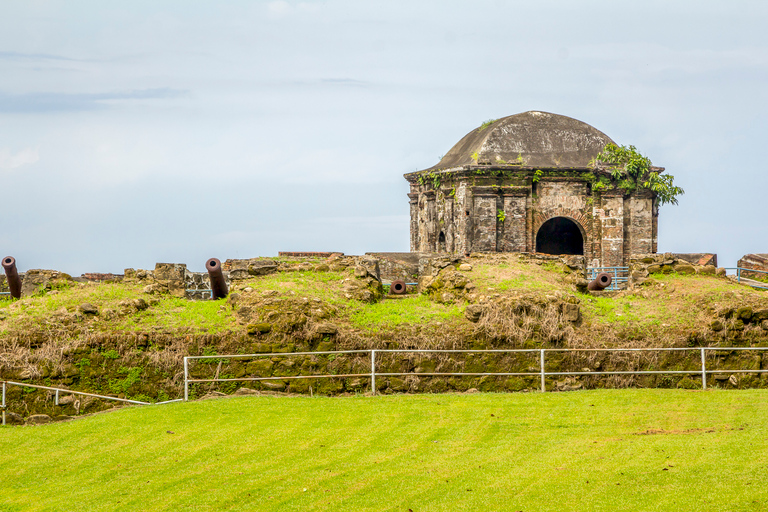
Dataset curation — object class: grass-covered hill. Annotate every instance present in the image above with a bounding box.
[1,253,767,419]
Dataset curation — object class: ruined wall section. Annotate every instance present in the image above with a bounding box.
[597,191,625,268]
[532,180,592,263]
[407,169,658,268]
[499,189,528,252]
[625,192,655,258]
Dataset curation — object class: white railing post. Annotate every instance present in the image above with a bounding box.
[183,357,189,402]
[540,349,546,392]
[701,348,707,390]
[55,389,59,406]
[371,350,376,396]
[2,381,5,426]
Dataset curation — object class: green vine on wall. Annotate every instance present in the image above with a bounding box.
[590,143,684,206]
[417,170,443,189]
[496,209,506,223]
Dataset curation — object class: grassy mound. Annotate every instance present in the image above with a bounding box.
[0,253,767,413]
[1,390,767,511]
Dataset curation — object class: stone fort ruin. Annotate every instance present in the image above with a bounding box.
[405,111,661,268]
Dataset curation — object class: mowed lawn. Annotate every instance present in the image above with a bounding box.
[1,390,767,511]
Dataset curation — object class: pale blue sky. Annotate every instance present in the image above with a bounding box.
[1,1,766,274]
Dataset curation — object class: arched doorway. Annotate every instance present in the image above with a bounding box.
[536,217,584,255]
[438,231,446,252]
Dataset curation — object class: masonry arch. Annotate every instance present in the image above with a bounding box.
[535,216,584,255]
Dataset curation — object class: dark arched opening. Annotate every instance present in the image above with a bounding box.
[438,231,446,252]
[536,217,584,255]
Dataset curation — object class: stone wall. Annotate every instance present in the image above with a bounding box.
[629,253,722,286]
[365,252,421,283]
[738,254,768,280]
[407,169,658,268]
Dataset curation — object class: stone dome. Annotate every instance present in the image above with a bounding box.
[425,111,615,170]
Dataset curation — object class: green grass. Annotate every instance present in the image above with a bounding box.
[1,390,767,511]
[348,295,462,332]
[471,261,562,294]
[114,297,236,333]
[242,270,353,305]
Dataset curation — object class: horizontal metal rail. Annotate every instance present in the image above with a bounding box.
[187,350,371,361]
[0,380,183,426]
[2,381,150,405]
[183,346,768,400]
[186,373,371,383]
[724,267,768,290]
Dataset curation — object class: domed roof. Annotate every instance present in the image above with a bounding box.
[425,111,615,170]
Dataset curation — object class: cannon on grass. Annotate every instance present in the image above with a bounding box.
[587,272,612,291]
[206,258,229,300]
[2,256,21,299]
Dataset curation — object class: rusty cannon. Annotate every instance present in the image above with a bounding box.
[2,256,21,299]
[390,280,407,295]
[206,258,229,300]
[587,272,612,291]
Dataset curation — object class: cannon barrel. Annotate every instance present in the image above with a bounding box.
[587,272,612,291]
[2,256,21,299]
[390,280,407,295]
[206,258,229,300]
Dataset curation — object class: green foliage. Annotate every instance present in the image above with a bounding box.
[532,169,543,183]
[591,143,684,205]
[76,358,91,369]
[642,171,686,206]
[478,119,497,131]
[590,176,612,192]
[102,349,120,360]
[496,209,506,223]
[417,171,442,190]
[108,366,142,395]
[618,178,636,193]
[470,151,479,162]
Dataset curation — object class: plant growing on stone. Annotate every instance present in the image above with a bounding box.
[591,143,684,205]
[532,169,543,183]
[417,171,442,190]
[478,119,497,131]
[496,209,506,223]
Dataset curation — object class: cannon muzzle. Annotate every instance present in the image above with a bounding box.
[587,272,612,291]
[390,280,407,295]
[2,256,21,299]
[206,258,229,300]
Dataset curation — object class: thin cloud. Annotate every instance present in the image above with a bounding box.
[320,78,369,86]
[0,88,189,113]
[0,51,85,62]
[0,147,39,171]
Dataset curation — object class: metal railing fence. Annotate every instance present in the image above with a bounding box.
[0,380,182,426]
[587,267,629,290]
[183,346,768,400]
[725,267,768,290]
[4,346,766,424]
